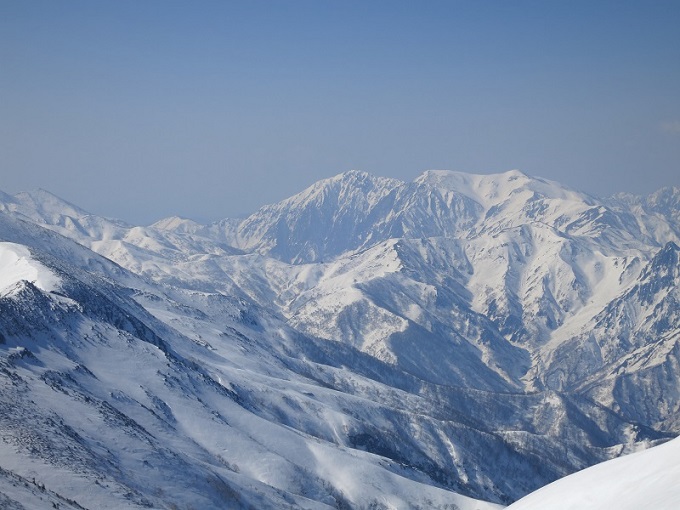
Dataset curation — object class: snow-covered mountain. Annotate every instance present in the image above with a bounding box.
[0,169,678,508]
[0,213,506,509]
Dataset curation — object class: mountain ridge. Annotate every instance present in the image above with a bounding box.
[1,169,678,508]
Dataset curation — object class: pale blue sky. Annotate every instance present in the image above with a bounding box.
[2,1,679,224]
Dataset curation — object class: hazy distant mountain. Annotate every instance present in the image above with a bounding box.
[0,170,678,508]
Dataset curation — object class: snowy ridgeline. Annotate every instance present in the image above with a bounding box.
[0,169,679,509]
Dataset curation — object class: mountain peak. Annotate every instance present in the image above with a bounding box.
[646,186,680,212]
[324,169,403,189]
[332,169,374,181]
[279,170,402,210]
[151,216,203,232]
[416,168,531,188]
[415,169,553,208]
[653,241,680,267]
[13,188,89,219]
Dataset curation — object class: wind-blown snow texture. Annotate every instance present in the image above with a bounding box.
[0,170,678,509]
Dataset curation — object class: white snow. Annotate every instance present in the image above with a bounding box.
[1,171,679,509]
[506,437,680,510]
[0,242,60,293]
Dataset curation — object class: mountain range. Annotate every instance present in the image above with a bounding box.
[0,169,678,508]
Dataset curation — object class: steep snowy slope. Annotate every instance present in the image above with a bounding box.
[506,436,680,510]
[0,242,61,293]
[2,212,651,507]
[202,170,673,370]
[0,214,506,509]
[216,169,670,263]
[228,170,405,263]
[608,186,680,246]
[532,241,680,431]
[1,169,679,506]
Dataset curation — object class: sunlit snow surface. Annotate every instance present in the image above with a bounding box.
[507,437,680,510]
[0,242,61,293]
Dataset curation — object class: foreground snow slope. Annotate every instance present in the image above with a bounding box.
[507,436,680,510]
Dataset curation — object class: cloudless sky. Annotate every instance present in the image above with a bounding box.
[2,1,679,224]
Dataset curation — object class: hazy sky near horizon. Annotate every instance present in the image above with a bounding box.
[2,1,679,224]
